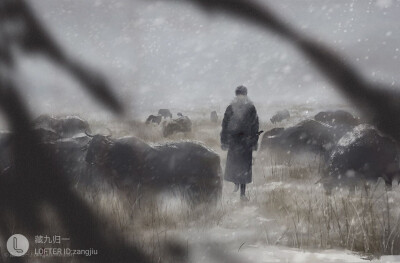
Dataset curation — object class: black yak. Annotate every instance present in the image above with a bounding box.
[85,134,222,204]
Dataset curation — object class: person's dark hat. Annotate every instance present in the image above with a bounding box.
[235,85,248,96]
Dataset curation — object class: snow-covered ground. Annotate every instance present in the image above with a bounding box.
[161,195,400,263]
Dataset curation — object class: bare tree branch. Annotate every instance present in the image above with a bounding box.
[1,0,124,114]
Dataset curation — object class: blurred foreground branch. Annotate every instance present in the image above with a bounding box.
[1,0,124,114]
[0,0,150,262]
[0,80,149,263]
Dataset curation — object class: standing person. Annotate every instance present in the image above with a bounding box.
[221,85,260,201]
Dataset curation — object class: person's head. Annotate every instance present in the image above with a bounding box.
[235,85,248,96]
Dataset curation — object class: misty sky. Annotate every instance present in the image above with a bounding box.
[13,0,400,119]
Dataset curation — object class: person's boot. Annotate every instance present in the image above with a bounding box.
[240,184,249,201]
[233,183,239,192]
[240,195,249,202]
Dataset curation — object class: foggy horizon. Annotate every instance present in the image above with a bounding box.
[9,0,400,120]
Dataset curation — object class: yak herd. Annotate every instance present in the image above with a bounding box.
[0,114,221,205]
[146,109,193,137]
[262,109,400,192]
[0,109,399,205]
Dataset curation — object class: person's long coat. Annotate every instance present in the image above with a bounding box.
[221,96,259,184]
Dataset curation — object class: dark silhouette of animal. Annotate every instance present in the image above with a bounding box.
[162,115,192,137]
[210,111,218,123]
[158,109,173,119]
[48,136,92,184]
[145,115,162,125]
[270,110,290,124]
[0,129,91,185]
[85,134,222,203]
[33,115,91,138]
[4,135,92,189]
[260,120,337,156]
[34,127,61,141]
[314,110,359,129]
[323,125,400,193]
[0,129,60,173]
[313,110,361,146]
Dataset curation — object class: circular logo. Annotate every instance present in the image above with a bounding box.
[7,234,29,257]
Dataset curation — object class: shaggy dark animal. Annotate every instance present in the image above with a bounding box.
[314,110,359,129]
[162,116,192,137]
[34,127,61,142]
[145,115,162,125]
[85,135,222,203]
[158,109,173,119]
[0,131,92,186]
[45,136,93,186]
[270,110,290,124]
[260,119,336,155]
[323,125,400,193]
[0,129,60,173]
[33,115,91,138]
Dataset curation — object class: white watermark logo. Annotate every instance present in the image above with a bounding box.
[7,234,29,257]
